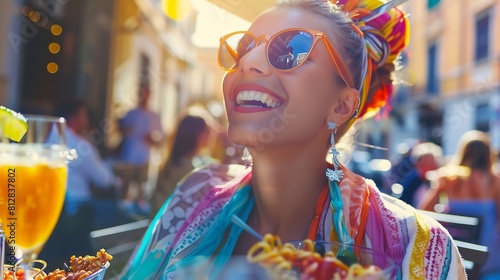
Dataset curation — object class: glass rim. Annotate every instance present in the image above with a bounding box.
[24,114,66,124]
[287,240,396,269]
[289,240,393,255]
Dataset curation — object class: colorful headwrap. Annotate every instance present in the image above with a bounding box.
[335,0,410,123]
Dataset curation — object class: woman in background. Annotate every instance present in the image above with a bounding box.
[151,110,219,216]
[419,130,500,277]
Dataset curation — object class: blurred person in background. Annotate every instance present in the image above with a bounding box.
[116,85,165,214]
[41,98,121,270]
[494,152,500,175]
[54,98,120,219]
[151,107,221,216]
[387,138,420,187]
[419,130,500,278]
[396,142,442,207]
[347,151,391,193]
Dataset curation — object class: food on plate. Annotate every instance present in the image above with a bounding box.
[37,249,112,280]
[247,234,385,280]
[3,249,112,280]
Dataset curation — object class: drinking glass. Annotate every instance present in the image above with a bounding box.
[0,115,76,279]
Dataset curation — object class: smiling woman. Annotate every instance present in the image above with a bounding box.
[119,1,467,279]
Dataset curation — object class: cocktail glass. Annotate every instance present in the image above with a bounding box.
[0,115,76,279]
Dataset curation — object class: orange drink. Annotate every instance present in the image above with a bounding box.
[0,144,67,258]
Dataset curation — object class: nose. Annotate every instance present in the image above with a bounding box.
[238,38,272,76]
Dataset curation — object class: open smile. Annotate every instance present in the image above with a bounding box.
[232,84,284,112]
[236,90,282,109]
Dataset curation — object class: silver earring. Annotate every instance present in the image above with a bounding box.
[242,147,252,168]
[326,122,344,182]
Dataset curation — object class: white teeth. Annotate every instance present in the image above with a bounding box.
[261,94,269,104]
[235,90,281,108]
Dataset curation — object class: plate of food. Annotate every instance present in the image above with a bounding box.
[3,249,113,280]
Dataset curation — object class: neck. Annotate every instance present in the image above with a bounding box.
[248,142,328,241]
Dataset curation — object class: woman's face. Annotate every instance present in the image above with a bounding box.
[222,7,351,149]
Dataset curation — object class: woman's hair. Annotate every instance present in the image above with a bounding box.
[277,0,367,92]
[277,0,410,135]
[166,115,208,166]
[455,130,494,171]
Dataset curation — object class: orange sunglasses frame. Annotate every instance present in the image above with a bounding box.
[218,28,355,89]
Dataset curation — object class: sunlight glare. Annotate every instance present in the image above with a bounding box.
[191,0,251,48]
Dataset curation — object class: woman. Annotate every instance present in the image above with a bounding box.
[121,0,466,279]
[419,130,500,213]
[419,130,500,276]
[151,112,217,216]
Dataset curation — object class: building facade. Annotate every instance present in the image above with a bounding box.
[0,0,210,150]
[401,0,500,155]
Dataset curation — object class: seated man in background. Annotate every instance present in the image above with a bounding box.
[55,98,120,218]
[41,98,122,270]
[398,142,442,207]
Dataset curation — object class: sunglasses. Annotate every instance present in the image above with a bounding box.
[218,28,354,88]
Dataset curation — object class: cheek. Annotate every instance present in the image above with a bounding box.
[285,70,337,113]
[222,73,235,110]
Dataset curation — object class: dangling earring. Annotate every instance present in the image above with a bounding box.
[241,147,252,168]
[326,122,344,182]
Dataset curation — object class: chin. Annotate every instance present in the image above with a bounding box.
[227,126,260,147]
[228,123,291,152]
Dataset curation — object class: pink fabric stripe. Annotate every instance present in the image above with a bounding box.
[169,170,252,248]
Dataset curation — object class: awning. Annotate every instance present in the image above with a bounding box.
[206,0,275,22]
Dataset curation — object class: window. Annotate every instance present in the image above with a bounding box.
[475,103,490,132]
[426,43,439,95]
[428,0,441,10]
[475,11,490,62]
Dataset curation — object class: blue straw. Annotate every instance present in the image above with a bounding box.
[231,215,263,240]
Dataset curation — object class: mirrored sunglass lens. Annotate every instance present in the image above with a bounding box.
[220,33,255,70]
[268,30,313,70]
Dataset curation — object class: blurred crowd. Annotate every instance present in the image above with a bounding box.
[39,91,500,276]
[367,132,500,278]
[38,91,236,270]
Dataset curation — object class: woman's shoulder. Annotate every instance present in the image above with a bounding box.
[176,163,249,188]
[434,165,470,182]
[369,184,451,233]
[169,163,251,203]
[145,164,251,254]
[365,183,463,277]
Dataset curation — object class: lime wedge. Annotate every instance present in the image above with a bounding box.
[0,106,28,142]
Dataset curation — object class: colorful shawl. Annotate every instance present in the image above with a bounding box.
[120,163,466,279]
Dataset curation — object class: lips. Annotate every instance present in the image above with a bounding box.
[232,84,284,111]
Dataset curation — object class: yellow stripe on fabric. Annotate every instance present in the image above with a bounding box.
[330,222,340,243]
[409,211,431,279]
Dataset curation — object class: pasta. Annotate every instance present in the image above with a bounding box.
[247,234,385,280]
